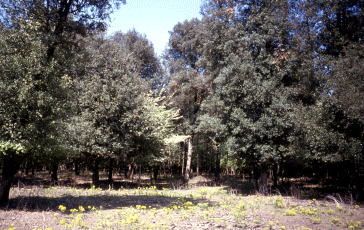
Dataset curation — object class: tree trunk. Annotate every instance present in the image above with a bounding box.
[153,165,159,181]
[51,163,58,182]
[196,151,199,177]
[124,163,130,179]
[181,142,185,176]
[0,156,21,205]
[108,158,113,183]
[131,167,134,183]
[210,138,220,182]
[25,161,30,175]
[253,165,259,188]
[259,164,269,194]
[138,165,141,188]
[248,169,252,183]
[184,137,193,183]
[279,161,284,184]
[214,150,220,182]
[74,159,80,176]
[92,158,100,186]
[0,177,13,206]
[273,163,278,187]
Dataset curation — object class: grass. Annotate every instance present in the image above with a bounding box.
[0,172,363,230]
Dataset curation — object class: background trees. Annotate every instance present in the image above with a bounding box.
[0,0,124,204]
[1,0,363,204]
[163,0,364,194]
[66,31,179,185]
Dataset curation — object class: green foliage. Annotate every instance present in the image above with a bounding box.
[196,0,297,165]
[0,18,71,148]
[0,0,363,202]
[111,29,161,80]
[0,141,26,157]
[326,43,364,123]
[66,33,178,166]
[162,0,364,187]
[0,0,125,203]
[164,18,207,132]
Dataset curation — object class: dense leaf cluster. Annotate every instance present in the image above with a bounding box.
[164,0,364,191]
[1,0,364,204]
[0,0,174,203]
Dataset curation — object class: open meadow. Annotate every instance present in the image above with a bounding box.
[0,171,363,230]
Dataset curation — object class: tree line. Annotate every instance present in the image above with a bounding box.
[1,0,363,204]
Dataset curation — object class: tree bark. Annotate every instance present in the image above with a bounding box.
[196,150,199,177]
[153,165,159,181]
[273,163,278,187]
[130,167,134,183]
[210,137,220,182]
[92,158,100,186]
[108,158,113,183]
[124,163,131,179]
[253,165,259,188]
[25,161,30,175]
[0,156,21,205]
[184,137,193,183]
[181,142,185,176]
[214,150,220,182]
[51,163,58,182]
[138,165,142,188]
[74,158,80,176]
[259,164,269,194]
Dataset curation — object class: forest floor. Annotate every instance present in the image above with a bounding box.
[0,170,363,230]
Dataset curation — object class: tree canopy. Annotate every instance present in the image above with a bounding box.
[1,0,364,204]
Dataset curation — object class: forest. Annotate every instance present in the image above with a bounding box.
[0,0,364,209]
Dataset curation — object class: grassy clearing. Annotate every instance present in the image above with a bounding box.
[0,172,363,230]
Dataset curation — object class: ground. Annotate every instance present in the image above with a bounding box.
[0,170,363,230]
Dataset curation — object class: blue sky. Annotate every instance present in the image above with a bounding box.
[107,0,203,56]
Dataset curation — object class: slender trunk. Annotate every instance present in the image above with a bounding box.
[108,158,113,183]
[92,158,100,186]
[25,161,30,175]
[184,137,193,183]
[210,138,220,182]
[181,143,185,176]
[279,161,284,184]
[138,165,141,188]
[153,165,159,181]
[273,163,278,187]
[196,151,199,177]
[259,164,268,193]
[0,156,21,205]
[149,166,153,183]
[131,167,134,183]
[248,169,252,183]
[75,159,80,176]
[125,163,130,179]
[51,163,58,182]
[214,150,220,182]
[253,165,259,188]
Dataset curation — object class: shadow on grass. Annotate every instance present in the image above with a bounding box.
[2,190,215,212]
